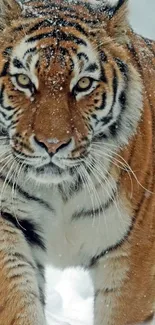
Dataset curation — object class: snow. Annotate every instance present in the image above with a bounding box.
[45,268,93,325]
[45,1,155,325]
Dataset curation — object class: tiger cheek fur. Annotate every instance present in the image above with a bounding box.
[0,0,154,325]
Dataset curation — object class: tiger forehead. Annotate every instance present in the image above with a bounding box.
[22,0,103,27]
[10,31,100,88]
[39,59,71,90]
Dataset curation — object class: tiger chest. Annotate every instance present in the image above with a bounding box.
[45,188,133,269]
[1,180,132,269]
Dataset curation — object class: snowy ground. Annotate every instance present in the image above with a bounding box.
[45,1,155,325]
[45,268,94,325]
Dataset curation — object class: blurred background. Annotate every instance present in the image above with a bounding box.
[129,0,155,39]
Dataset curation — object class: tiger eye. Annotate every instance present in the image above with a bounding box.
[16,74,31,88]
[77,77,92,90]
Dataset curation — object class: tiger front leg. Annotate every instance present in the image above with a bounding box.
[89,252,129,325]
[0,217,46,325]
[90,252,155,325]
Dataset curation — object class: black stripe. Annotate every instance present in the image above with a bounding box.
[108,0,127,19]
[72,206,103,219]
[2,47,12,57]
[24,5,77,19]
[30,3,77,13]
[112,68,118,104]
[0,110,16,122]
[0,109,16,121]
[13,58,25,69]
[100,68,118,125]
[92,113,98,121]
[89,218,135,267]
[27,19,52,33]
[13,23,30,32]
[5,252,36,270]
[23,47,37,59]
[85,63,98,73]
[77,52,89,62]
[100,51,107,62]
[37,263,45,306]
[96,92,106,110]
[115,58,128,79]
[101,92,107,108]
[0,62,9,77]
[17,185,54,212]
[109,121,120,137]
[0,173,53,212]
[26,30,87,46]
[100,114,112,125]
[23,0,106,23]
[0,110,7,119]
[100,66,107,83]
[93,132,108,140]
[63,14,99,26]
[127,43,142,71]
[37,263,45,280]
[27,17,88,37]
[1,212,46,251]
[119,90,126,109]
[72,190,117,219]
[39,287,45,306]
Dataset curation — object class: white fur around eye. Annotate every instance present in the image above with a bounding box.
[75,81,98,101]
[11,75,33,99]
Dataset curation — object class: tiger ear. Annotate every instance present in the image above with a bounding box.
[106,0,129,42]
[0,0,22,30]
[83,0,129,43]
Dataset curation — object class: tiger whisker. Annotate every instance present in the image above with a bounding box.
[84,158,109,232]
[11,159,27,230]
[91,142,153,195]
[90,147,134,199]
[87,154,130,228]
[0,156,15,212]
[79,163,102,226]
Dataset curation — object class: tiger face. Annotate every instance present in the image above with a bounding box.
[0,0,142,184]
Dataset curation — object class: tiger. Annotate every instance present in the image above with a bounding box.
[0,0,155,324]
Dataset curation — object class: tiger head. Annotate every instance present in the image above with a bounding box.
[0,0,142,185]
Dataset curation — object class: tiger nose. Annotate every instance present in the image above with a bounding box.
[34,136,71,154]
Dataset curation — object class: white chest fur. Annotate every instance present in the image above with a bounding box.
[0,174,132,269]
[45,183,132,269]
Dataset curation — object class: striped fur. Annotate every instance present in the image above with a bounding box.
[0,0,154,324]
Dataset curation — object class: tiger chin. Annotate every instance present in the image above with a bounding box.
[0,0,154,324]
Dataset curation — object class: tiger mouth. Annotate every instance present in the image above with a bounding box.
[34,162,65,175]
[31,160,78,177]
[27,160,77,184]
